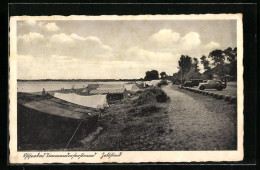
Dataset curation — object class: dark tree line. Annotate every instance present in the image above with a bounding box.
[144,70,159,80]
[173,47,237,82]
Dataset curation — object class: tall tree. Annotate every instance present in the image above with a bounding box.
[144,70,159,80]
[224,47,237,76]
[193,58,200,73]
[178,55,192,74]
[208,49,225,66]
[160,71,167,79]
[200,55,211,71]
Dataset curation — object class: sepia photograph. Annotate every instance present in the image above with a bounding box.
[9,14,244,163]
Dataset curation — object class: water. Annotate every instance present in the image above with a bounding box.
[17,81,129,93]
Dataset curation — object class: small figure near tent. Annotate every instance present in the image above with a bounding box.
[42,88,46,95]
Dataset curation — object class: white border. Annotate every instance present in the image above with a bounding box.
[9,14,243,164]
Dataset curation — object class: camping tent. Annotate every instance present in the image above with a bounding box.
[89,88,127,100]
[81,84,99,93]
[98,84,124,89]
[144,80,161,86]
[82,88,88,93]
[54,93,109,109]
[124,84,139,91]
[151,80,161,86]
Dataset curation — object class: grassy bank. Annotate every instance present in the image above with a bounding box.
[71,86,172,151]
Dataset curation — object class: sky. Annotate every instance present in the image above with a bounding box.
[16,18,237,79]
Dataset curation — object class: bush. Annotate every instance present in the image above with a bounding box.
[156,93,169,103]
[131,87,170,105]
[136,105,161,117]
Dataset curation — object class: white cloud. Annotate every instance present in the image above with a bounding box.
[38,22,60,32]
[180,32,201,49]
[50,33,75,45]
[18,33,113,61]
[45,22,60,31]
[127,46,177,62]
[204,41,220,50]
[23,20,36,26]
[150,29,180,46]
[18,32,44,42]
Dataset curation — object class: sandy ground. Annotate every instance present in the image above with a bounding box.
[161,85,237,150]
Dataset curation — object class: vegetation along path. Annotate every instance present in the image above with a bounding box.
[162,84,237,150]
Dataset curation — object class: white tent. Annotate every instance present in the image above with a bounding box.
[124,84,139,91]
[54,93,109,109]
[144,80,161,86]
[151,80,161,86]
[124,84,133,91]
[98,84,124,89]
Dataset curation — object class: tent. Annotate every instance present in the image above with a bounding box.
[124,84,133,91]
[90,88,125,94]
[98,84,124,89]
[124,84,139,91]
[81,84,99,94]
[82,88,88,93]
[54,93,109,109]
[151,80,161,86]
[89,88,127,100]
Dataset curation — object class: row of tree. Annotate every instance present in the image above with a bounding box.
[173,47,237,82]
[144,70,168,80]
[144,47,237,81]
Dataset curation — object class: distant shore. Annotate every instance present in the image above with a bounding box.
[17,79,144,82]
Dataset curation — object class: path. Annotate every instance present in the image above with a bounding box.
[162,85,237,150]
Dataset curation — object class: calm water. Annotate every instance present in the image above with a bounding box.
[17,81,129,93]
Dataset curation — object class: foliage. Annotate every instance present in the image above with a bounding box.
[200,55,211,72]
[132,87,170,106]
[208,49,226,66]
[173,47,237,81]
[160,72,168,79]
[144,70,159,80]
[193,58,200,73]
[183,68,201,80]
[178,55,193,74]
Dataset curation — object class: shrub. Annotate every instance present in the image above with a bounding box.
[131,87,170,105]
[156,91,169,103]
[137,105,161,117]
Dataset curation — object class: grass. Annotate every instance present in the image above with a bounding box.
[71,86,171,151]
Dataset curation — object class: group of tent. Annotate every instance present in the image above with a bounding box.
[53,81,163,109]
[54,83,141,109]
[143,80,161,87]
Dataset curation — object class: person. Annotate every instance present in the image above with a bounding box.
[42,88,46,95]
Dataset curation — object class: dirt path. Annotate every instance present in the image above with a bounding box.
[162,85,237,150]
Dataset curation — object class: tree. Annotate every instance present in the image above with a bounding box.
[178,55,192,74]
[224,47,237,76]
[184,68,201,80]
[200,55,211,71]
[160,72,167,79]
[208,49,225,66]
[144,70,159,80]
[193,58,200,73]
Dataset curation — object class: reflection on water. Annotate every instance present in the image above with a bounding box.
[17,81,128,93]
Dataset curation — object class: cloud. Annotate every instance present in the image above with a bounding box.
[180,32,201,49]
[50,33,75,45]
[126,46,177,62]
[23,20,36,26]
[45,22,60,31]
[18,32,44,42]
[18,33,113,61]
[38,22,60,32]
[204,41,220,50]
[150,29,180,46]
